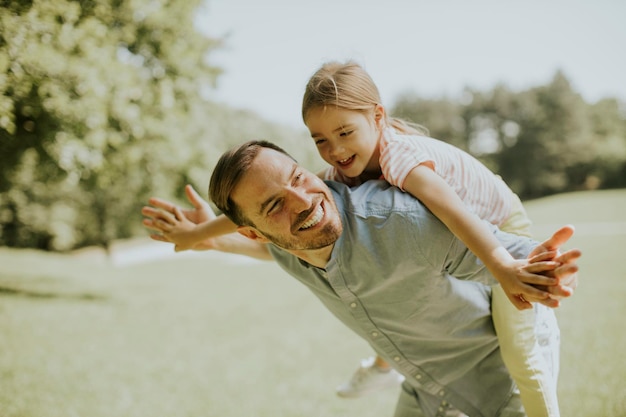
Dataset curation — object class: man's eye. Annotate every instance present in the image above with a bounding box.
[268,201,281,215]
[315,138,326,145]
[339,130,351,137]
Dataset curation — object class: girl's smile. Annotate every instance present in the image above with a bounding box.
[337,155,356,168]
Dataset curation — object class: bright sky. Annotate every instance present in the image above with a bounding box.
[198,0,626,129]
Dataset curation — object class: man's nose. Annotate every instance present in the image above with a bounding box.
[287,187,311,212]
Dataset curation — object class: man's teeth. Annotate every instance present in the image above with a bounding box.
[300,206,323,230]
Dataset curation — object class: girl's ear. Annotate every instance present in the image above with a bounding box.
[237,226,271,243]
[374,104,386,129]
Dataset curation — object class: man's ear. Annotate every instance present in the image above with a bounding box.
[237,226,271,243]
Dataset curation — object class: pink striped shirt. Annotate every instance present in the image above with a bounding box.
[323,128,514,226]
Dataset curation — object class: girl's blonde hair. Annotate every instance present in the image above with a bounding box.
[301,61,427,136]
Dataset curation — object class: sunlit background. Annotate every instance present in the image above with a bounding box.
[1,1,625,416]
[199,0,626,129]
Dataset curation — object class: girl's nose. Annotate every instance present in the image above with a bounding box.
[329,143,345,159]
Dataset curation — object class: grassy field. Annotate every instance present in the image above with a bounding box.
[0,189,625,417]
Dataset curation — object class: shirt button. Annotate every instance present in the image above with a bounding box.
[393,356,400,362]
[350,302,357,308]
[439,390,445,396]
[371,331,378,337]
[442,401,448,406]
[415,374,422,380]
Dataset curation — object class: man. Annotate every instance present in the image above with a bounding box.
[143,140,580,417]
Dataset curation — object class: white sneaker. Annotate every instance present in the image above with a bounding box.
[336,356,405,398]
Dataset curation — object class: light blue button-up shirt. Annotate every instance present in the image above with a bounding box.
[269,180,550,417]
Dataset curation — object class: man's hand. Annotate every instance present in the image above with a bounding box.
[523,225,581,307]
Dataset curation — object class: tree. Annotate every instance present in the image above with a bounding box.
[578,98,626,189]
[392,94,467,150]
[389,71,626,198]
[496,72,592,198]
[0,0,222,250]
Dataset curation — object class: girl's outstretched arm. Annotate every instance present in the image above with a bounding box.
[142,184,271,260]
[164,212,236,252]
[403,165,556,309]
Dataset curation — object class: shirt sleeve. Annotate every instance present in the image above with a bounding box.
[380,131,435,191]
[443,222,538,285]
[403,202,517,286]
[322,166,336,181]
[398,199,485,281]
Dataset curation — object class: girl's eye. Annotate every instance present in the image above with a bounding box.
[315,138,326,145]
[339,130,351,137]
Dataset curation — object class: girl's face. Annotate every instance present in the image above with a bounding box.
[305,105,384,180]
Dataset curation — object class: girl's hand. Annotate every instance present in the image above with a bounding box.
[518,225,581,307]
[492,259,559,310]
[524,247,581,305]
[142,185,219,251]
[495,224,581,309]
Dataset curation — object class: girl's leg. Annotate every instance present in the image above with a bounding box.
[492,285,560,417]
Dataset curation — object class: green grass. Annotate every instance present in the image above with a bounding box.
[1,189,625,417]
[525,189,626,417]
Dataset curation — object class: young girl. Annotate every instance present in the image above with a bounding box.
[159,61,560,417]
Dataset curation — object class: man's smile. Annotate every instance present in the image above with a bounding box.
[299,204,324,230]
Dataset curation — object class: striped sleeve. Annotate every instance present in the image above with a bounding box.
[379,129,513,225]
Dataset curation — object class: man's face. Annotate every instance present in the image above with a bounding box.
[231,148,343,252]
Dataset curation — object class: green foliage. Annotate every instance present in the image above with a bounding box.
[392,72,626,199]
[0,0,316,251]
[0,0,223,250]
[393,95,467,150]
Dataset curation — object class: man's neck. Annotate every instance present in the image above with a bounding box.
[289,244,334,269]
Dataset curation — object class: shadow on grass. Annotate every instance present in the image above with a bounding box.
[0,285,107,301]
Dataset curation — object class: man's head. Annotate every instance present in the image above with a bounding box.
[209,140,343,251]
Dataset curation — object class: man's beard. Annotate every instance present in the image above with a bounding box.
[262,221,342,251]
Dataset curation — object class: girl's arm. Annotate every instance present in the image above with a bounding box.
[142,185,272,260]
[403,165,556,309]
[207,231,273,260]
[164,213,237,252]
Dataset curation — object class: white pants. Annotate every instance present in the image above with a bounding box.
[493,286,561,417]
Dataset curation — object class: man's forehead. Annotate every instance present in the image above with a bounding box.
[232,148,296,208]
[252,147,296,174]
[261,147,294,161]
